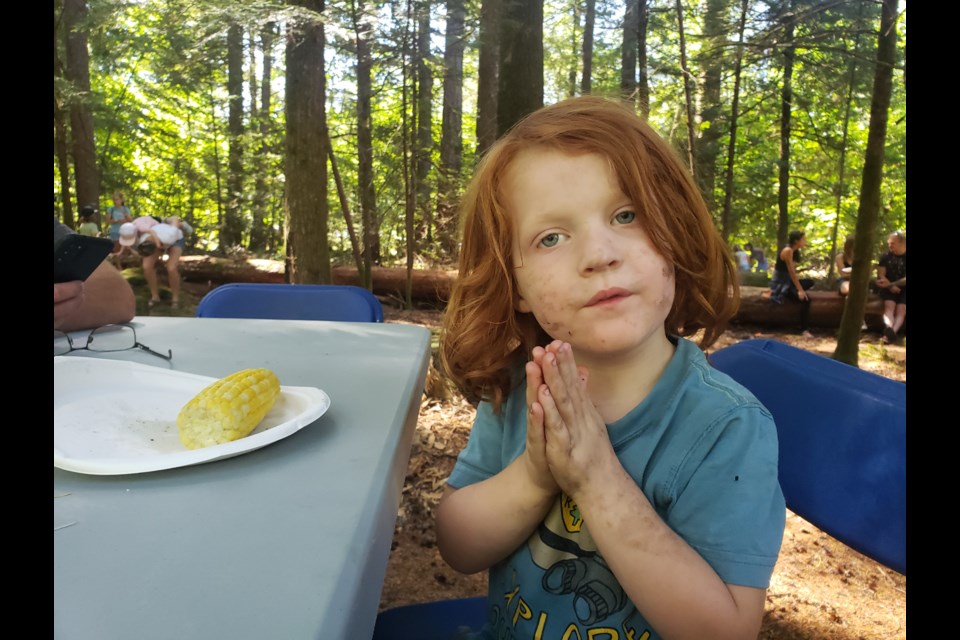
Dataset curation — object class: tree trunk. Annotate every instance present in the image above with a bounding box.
[284,0,330,284]
[403,0,417,309]
[621,0,638,106]
[777,3,797,252]
[498,0,544,136]
[416,0,434,241]
[476,0,500,155]
[54,2,75,227]
[828,4,864,280]
[63,0,98,216]
[697,0,728,216]
[436,0,466,256]
[637,0,650,119]
[223,23,245,248]
[328,140,364,275]
[720,0,749,241]
[580,0,595,94]
[835,0,899,366]
[675,0,696,180]
[354,0,377,289]
[250,23,275,252]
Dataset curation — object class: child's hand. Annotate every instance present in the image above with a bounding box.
[537,341,619,499]
[524,355,559,496]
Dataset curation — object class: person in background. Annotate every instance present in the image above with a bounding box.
[137,217,186,309]
[106,191,133,253]
[77,205,100,237]
[876,230,906,344]
[745,242,769,274]
[835,236,855,297]
[54,216,136,332]
[769,230,815,338]
[733,244,751,272]
[436,97,784,640]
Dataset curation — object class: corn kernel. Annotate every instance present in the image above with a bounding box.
[177,368,281,450]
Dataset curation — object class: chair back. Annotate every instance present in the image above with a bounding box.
[196,283,384,322]
[708,339,906,575]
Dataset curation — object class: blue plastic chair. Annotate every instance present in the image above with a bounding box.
[372,596,486,640]
[195,283,384,322]
[708,339,906,575]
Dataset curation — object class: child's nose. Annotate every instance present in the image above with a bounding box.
[579,229,622,274]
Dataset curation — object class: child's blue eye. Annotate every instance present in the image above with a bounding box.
[539,233,561,248]
[614,210,636,224]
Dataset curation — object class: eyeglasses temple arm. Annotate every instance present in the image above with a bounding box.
[135,342,173,361]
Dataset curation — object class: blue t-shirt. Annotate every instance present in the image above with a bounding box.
[447,337,786,640]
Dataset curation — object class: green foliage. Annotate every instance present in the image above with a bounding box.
[55,0,906,271]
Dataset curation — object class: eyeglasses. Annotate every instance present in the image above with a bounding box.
[53,324,173,360]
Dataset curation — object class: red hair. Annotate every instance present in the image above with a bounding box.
[440,96,739,411]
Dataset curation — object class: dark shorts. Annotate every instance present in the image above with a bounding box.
[880,287,906,305]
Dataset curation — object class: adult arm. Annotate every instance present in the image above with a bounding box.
[876,261,890,289]
[781,246,808,300]
[54,260,136,332]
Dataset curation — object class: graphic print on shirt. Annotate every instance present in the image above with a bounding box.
[527,494,630,625]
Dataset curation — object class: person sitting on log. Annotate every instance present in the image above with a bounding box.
[836,235,855,297]
[769,230,815,338]
[876,230,906,345]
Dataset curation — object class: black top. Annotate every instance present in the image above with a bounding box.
[879,251,906,282]
[774,247,802,274]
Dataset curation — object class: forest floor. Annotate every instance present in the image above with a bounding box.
[150,275,907,640]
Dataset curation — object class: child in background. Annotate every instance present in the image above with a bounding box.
[437,97,785,640]
[77,205,100,237]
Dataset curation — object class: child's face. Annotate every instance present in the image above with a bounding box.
[507,149,675,363]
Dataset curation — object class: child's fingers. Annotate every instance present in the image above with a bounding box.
[525,360,544,410]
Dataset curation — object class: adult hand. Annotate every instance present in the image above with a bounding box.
[536,341,620,500]
[876,277,891,289]
[889,285,901,295]
[54,281,84,331]
[797,289,808,302]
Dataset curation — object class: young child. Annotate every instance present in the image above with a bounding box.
[77,205,100,237]
[437,96,785,640]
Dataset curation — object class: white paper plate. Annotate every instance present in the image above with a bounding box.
[54,357,331,475]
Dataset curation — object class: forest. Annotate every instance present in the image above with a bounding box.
[54,0,906,305]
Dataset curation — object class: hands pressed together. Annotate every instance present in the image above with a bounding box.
[523,340,621,502]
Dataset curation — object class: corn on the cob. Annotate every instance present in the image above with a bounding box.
[177,368,281,450]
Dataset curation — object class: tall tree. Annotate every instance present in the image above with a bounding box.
[476,0,500,155]
[719,0,749,241]
[63,0,98,216]
[834,0,899,366]
[498,0,543,136]
[675,0,696,179]
[54,0,75,227]
[284,0,330,284]
[222,22,245,248]
[621,0,638,106]
[416,0,435,241]
[580,0,595,94]
[637,0,650,119]
[776,1,797,252]
[697,0,730,214]
[436,0,466,255]
[353,0,378,287]
[250,23,275,253]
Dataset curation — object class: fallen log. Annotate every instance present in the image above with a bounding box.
[177,255,457,304]
[175,257,883,329]
[732,286,885,330]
